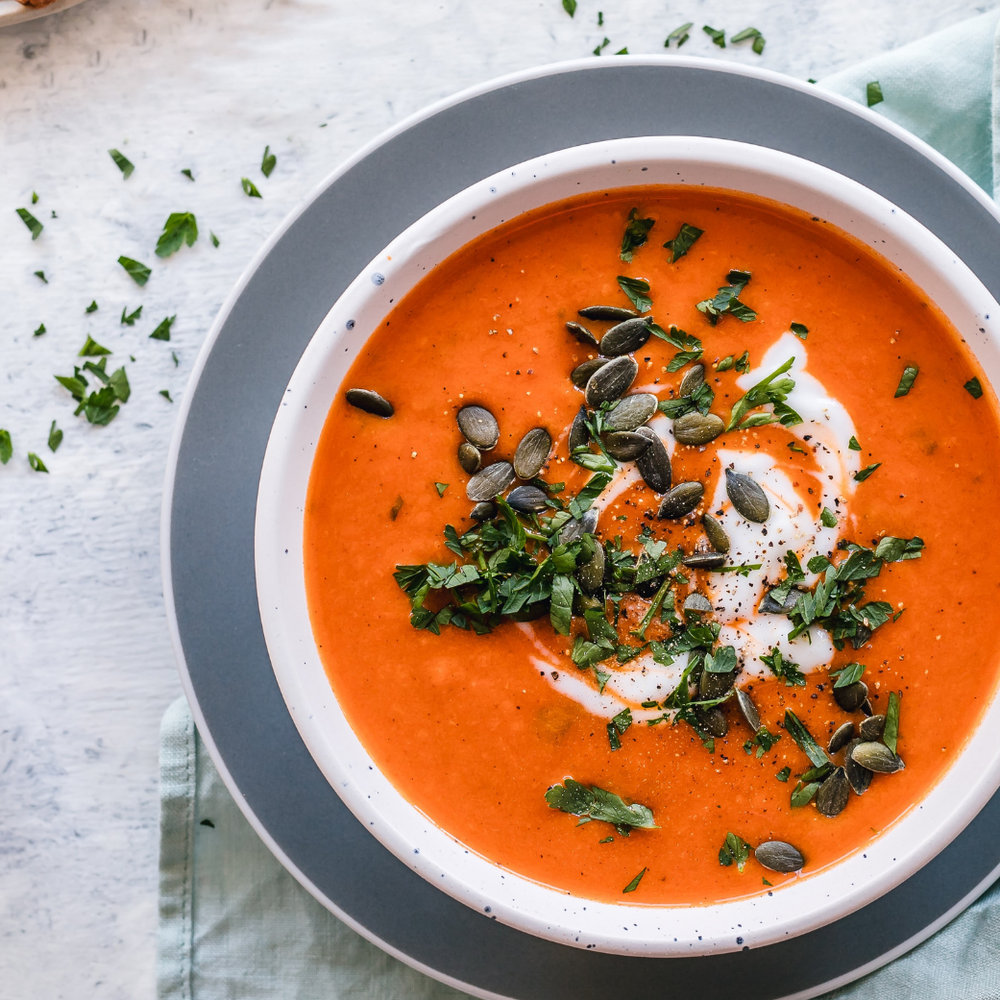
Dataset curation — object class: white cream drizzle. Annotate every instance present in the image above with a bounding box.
[525,333,862,722]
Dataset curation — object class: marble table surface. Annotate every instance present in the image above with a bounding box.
[0,0,995,997]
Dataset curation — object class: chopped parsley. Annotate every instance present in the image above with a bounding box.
[665,21,693,47]
[34,270,47,283]
[663,222,703,262]
[820,507,838,528]
[895,365,919,397]
[210,232,220,248]
[696,269,756,325]
[719,832,751,871]
[617,275,652,312]
[150,315,176,341]
[16,207,44,240]
[31,191,38,204]
[262,145,277,177]
[241,177,263,198]
[965,376,983,398]
[121,305,143,326]
[830,662,865,688]
[854,463,881,482]
[622,867,647,893]
[848,435,861,451]
[34,323,46,337]
[28,452,49,473]
[744,725,781,758]
[562,0,576,15]
[790,322,808,339]
[884,691,900,754]
[760,647,805,687]
[620,208,655,262]
[775,766,791,782]
[160,389,174,402]
[434,482,449,497]
[108,148,135,178]
[85,300,98,313]
[0,430,12,465]
[48,421,63,452]
[607,707,633,750]
[545,778,657,832]
[55,355,130,425]
[593,37,610,55]
[867,81,884,107]
[181,168,194,181]
[784,710,829,769]
[172,351,180,367]
[614,46,629,55]
[731,26,765,54]
[118,256,151,286]
[725,356,801,430]
[156,212,199,257]
[703,25,726,47]
[78,336,111,357]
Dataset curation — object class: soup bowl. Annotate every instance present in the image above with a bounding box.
[255,135,1000,956]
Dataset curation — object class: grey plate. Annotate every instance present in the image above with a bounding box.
[163,57,1000,1000]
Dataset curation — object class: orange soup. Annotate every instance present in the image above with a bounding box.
[304,188,1000,905]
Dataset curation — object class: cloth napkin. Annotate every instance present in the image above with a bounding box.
[159,12,1000,998]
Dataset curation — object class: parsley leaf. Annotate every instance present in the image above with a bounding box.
[262,145,277,177]
[160,390,174,402]
[726,356,799,430]
[663,222,703,262]
[156,212,199,258]
[0,429,12,465]
[562,0,576,15]
[48,420,63,452]
[790,321,808,339]
[697,269,756,325]
[760,647,805,687]
[874,535,924,562]
[623,867,647,893]
[550,574,574,636]
[150,315,176,341]
[895,365,919,397]
[719,832,751,871]
[731,26,765,53]
[776,766,791,782]
[17,207,44,240]
[665,21,693,46]
[108,148,135,179]
[34,323,46,337]
[241,177,263,198]
[118,256,152,286]
[854,463,881,482]
[884,691,901,754]
[78,336,111,357]
[85,300,98,313]
[867,80,884,107]
[620,208,655,262]
[545,778,657,831]
[820,507,838,528]
[965,376,983,398]
[181,168,194,181]
[121,305,143,326]
[830,662,865,688]
[434,482,449,497]
[784,710,829,768]
[703,25,725,47]
[28,452,49,473]
[617,275,652,313]
[210,232,220,248]
[34,270,47,283]
[593,37,610,55]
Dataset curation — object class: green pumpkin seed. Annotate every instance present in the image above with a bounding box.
[726,469,770,523]
[346,388,394,417]
[859,715,886,741]
[844,739,873,794]
[579,305,638,321]
[736,688,760,731]
[635,427,672,494]
[513,427,551,479]
[683,552,726,569]
[585,355,639,407]
[566,321,599,348]
[834,681,868,713]
[700,668,735,700]
[466,460,514,501]
[458,442,482,474]
[604,430,651,461]
[470,501,495,521]
[604,393,658,431]
[828,721,854,755]
[457,405,499,450]
[702,513,730,554]
[755,840,805,874]
[599,316,651,357]
[576,540,606,593]
[674,411,725,446]
[568,406,589,452]
[507,485,548,514]
[851,741,905,773]
[571,358,609,388]
[696,706,728,738]
[684,592,713,614]
[657,481,703,520]
[678,363,705,398]
[815,766,850,817]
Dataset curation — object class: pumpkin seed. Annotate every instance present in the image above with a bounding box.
[851,741,905,773]
[657,481,704,520]
[759,587,803,615]
[696,706,728,738]
[571,358,609,388]
[828,721,854,755]
[345,388,394,417]
[673,411,725,446]
[513,427,551,479]
[579,305,638,322]
[585,355,639,407]
[566,321,599,348]
[682,552,727,569]
[736,688,760,732]
[599,316,651,357]
[568,406,589,452]
[604,393,658,431]
[678,364,705,398]
[507,601,549,622]
[635,426,672,494]
[507,485,548,514]
[815,767,850,817]
[634,576,663,599]
[834,680,868,713]
[700,668,735,700]
[844,739,873,794]
[603,430,651,461]
[458,442,482,474]
[755,841,805,874]
[684,592,713,614]
[576,540,605,593]
[457,405,500,450]
[860,699,874,718]
[559,507,598,545]
[859,715,886,741]
[470,501,495,521]
[725,469,770,523]
[466,461,514,501]
[702,513,731,554]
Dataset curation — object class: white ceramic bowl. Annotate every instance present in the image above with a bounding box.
[255,136,1000,956]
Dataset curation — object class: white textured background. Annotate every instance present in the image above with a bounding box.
[0,1,996,997]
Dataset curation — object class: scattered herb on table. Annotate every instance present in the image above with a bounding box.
[160,389,174,402]
[108,148,135,178]
[78,336,111,357]
[156,212,199,257]
[867,81,884,107]
[48,421,63,452]
[34,270,47,283]
[150,315,176,341]
[181,168,194,181]
[34,323,46,337]
[85,300,98,313]
[593,37,610,55]
[665,21,693,47]
[119,256,152,286]
[261,145,277,177]
[703,25,725,47]
[16,207,44,240]
[0,430,12,465]
[241,177,263,198]
[731,26,765,54]
[28,452,49,473]
[562,0,576,15]
[121,305,143,326]
[210,232,220,248]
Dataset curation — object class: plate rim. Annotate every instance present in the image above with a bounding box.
[162,54,1000,1000]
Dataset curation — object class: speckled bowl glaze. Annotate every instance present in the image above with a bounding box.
[255,136,1000,957]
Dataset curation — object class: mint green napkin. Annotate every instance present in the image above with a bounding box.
[160,15,1000,998]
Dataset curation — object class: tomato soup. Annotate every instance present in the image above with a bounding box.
[304,188,1000,905]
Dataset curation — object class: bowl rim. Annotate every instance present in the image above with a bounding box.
[253,132,1000,956]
